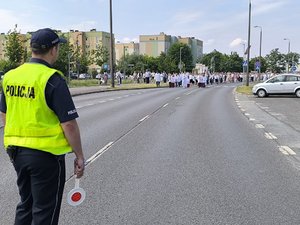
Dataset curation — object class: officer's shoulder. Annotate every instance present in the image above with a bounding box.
[48,73,67,87]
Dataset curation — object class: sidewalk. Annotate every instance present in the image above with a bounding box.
[69,83,168,96]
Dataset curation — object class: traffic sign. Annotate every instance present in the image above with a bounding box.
[67,178,86,206]
[291,66,297,72]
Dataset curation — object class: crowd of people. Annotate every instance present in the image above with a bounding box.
[129,70,275,88]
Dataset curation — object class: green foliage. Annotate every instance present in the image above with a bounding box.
[167,43,194,72]
[53,35,74,76]
[4,24,25,69]
[91,45,109,69]
[265,48,285,73]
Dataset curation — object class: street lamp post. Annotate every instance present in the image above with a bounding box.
[246,0,252,86]
[179,47,183,73]
[254,25,262,74]
[109,0,115,88]
[284,38,291,72]
[76,33,83,77]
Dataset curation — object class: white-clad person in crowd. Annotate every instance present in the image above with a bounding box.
[154,71,161,87]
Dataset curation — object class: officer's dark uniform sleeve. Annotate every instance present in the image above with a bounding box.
[46,73,78,123]
[0,92,6,113]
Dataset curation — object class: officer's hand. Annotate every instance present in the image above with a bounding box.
[74,157,85,178]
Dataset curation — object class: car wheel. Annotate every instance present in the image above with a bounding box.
[296,89,300,98]
[257,89,267,98]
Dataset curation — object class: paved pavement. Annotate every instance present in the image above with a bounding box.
[234,91,300,168]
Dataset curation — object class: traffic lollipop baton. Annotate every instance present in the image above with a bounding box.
[67,178,86,206]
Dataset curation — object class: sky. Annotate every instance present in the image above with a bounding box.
[0,0,299,57]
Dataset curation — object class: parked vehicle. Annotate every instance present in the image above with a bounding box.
[252,74,300,98]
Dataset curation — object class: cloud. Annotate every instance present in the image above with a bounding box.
[230,38,246,48]
[68,21,98,32]
[172,11,202,25]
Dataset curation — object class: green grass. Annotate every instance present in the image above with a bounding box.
[236,85,253,95]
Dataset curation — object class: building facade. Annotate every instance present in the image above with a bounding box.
[178,36,203,64]
[139,32,203,64]
[139,32,176,57]
[115,42,139,62]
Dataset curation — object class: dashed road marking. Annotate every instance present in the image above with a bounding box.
[255,124,265,128]
[249,118,256,121]
[265,132,277,139]
[279,146,296,155]
[245,113,250,116]
[139,115,150,122]
[163,103,169,108]
[85,142,114,166]
[175,97,180,100]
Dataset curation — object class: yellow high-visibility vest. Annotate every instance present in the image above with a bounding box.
[3,63,72,155]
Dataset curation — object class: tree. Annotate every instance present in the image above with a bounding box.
[265,48,285,73]
[200,50,224,73]
[91,45,109,71]
[167,43,193,72]
[4,24,25,70]
[53,35,74,76]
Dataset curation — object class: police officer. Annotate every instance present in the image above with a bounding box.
[0,28,85,225]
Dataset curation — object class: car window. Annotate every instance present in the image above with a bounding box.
[268,75,285,83]
[285,76,298,82]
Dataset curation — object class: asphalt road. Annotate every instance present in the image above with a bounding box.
[1,84,300,224]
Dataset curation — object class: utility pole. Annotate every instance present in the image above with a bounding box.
[109,0,115,88]
[246,0,251,86]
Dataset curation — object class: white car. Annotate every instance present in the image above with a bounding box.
[252,74,300,98]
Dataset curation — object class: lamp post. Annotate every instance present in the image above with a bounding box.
[109,0,115,88]
[246,0,252,86]
[123,45,128,77]
[179,47,183,73]
[75,33,83,77]
[284,38,291,72]
[254,25,262,74]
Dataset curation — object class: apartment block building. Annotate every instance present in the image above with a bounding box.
[0,29,114,70]
[178,36,203,64]
[139,32,203,63]
[115,42,139,62]
[139,32,176,58]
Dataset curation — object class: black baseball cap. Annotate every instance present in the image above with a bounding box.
[30,28,67,50]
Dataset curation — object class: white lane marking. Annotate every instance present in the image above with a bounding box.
[265,132,277,139]
[163,103,169,108]
[241,109,246,112]
[245,113,250,116]
[271,113,282,116]
[98,100,106,103]
[279,148,289,155]
[185,91,193,96]
[249,118,256,121]
[85,142,114,166]
[139,115,150,122]
[109,98,115,101]
[117,97,122,99]
[175,97,180,100]
[255,124,265,128]
[76,106,84,109]
[124,95,129,97]
[279,146,296,155]
[86,103,93,106]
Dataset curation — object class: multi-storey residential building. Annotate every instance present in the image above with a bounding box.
[0,29,114,71]
[115,42,139,62]
[178,36,203,64]
[139,32,203,64]
[139,32,176,57]
[66,29,114,71]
